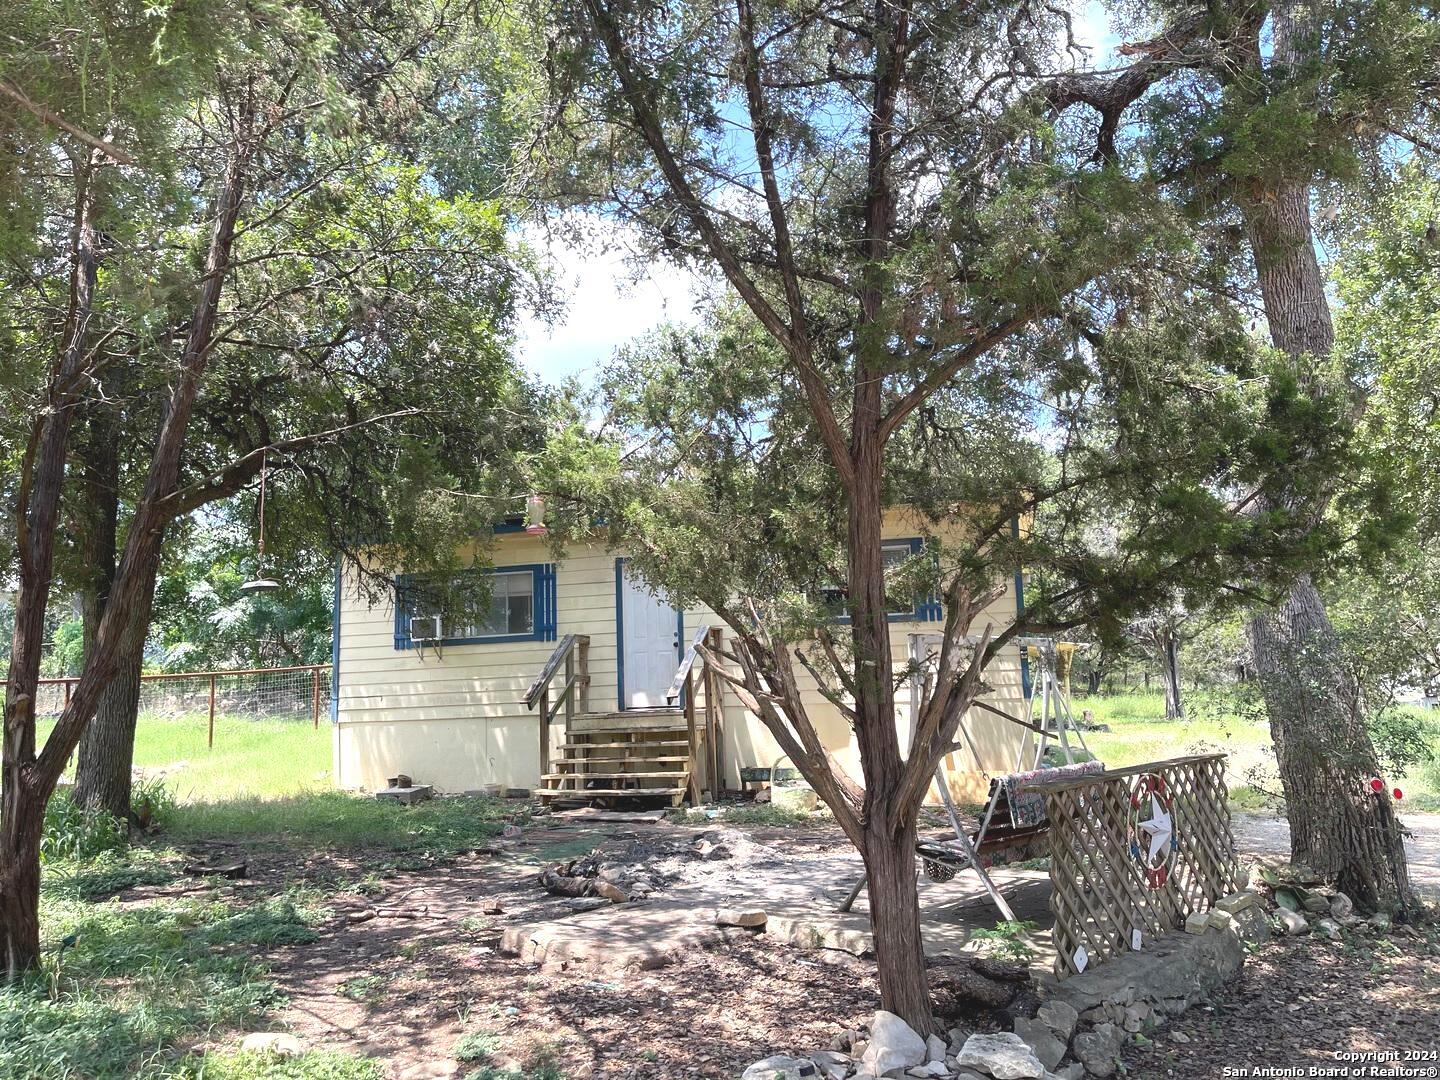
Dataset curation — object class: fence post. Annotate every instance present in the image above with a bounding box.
[63,679,72,709]
[208,673,217,749]
[311,667,321,729]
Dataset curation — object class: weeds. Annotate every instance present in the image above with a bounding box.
[969,919,1038,962]
[455,1030,500,1063]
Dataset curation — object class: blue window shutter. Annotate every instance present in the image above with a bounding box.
[393,574,413,650]
[539,564,558,641]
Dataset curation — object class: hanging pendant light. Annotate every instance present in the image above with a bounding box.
[240,450,281,593]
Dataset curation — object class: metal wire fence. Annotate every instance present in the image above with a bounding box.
[36,664,331,746]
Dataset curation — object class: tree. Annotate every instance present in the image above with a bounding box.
[1044,0,1437,913]
[1,0,534,972]
[529,0,1381,1025]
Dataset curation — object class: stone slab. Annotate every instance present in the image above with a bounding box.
[500,900,725,970]
[1037,927,1244,1017]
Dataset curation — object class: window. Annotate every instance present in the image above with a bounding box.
[822,539,942,622]
[394,564,556,648]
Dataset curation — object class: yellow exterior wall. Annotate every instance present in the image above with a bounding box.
[333,509,1031,801]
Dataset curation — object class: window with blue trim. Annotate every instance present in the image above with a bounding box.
[823,538,942,622]
[393,565,557,648]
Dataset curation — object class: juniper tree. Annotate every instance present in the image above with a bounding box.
[526,0,1390,1025]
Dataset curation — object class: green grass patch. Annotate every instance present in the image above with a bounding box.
[168,1050,386,1079]
[2,897,285,1079]
[38,712,332,804]
[158,792,509,864]
[44,850,178,901]
[455,1030,501,1063]
[1080,693,1440,809]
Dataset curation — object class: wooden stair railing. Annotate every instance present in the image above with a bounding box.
[665,625,724,803]
[524,634,590,777]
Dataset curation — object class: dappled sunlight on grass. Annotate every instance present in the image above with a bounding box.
[40,713,332,803]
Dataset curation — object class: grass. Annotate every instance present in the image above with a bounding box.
[9,787,514,1080]
[1080,691,1440,811]
[38,712,332,803]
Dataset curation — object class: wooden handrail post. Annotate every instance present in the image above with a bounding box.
[577,637,590,714]
[311,667,321,728]
[540,686,551,778]
[207,673,217,749]
[683,669,701,805]
[706,628,723,799]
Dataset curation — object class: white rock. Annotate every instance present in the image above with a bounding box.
[1329,892,1354,920]
[1315,917,1343,939]
[906,1064,949,1079]
[957,1032,1047,1079]
[240,1032,303,1058]
[1276,908,1310,936]
[926,1035,947,1063]
[739,1055,819,1080]
[861,1012,927,1077]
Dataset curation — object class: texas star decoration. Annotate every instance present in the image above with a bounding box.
[1130,773,1179,889]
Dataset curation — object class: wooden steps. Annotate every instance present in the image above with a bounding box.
[538,709,698,807]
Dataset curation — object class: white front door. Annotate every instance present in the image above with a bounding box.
[619,562,680,708]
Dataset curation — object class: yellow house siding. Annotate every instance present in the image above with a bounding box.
[334,512,1033,799]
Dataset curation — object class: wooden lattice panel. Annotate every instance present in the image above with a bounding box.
[1037,754,1237,979]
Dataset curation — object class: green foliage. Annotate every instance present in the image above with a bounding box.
[969,920,1038,962]
[168,1050,386,1080]
[455,1031,501,1063]
[45,851,177,901]
[162,793,509,865]
[0,897,282,1079]
[41,795,128,863]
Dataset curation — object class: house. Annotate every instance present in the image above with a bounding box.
[330,509,1034,804]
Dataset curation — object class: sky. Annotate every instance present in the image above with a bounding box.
[514,2,1119,388]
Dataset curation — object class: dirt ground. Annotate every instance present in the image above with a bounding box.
[161,810,1440,1080]
[1120,923,1440,1079]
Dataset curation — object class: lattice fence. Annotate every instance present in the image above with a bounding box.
[1039,753,1237,979]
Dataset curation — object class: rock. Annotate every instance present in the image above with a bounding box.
[1183,910,1211,935]
[926,1035,947,1063]
[1315,917,1343,939]
[1052,1064,1085,1080]
[1171,1031,1191,1044]
[480,898,504,915]
[860,1012,927,1077]
[1301,890,1331,914]
[565,897,609,912]
[947,1027,971,1052]
[1035,1000,1078,1043]
[716,907,767,928]
[832,1030,860,1053]
[240,1033,303,1058]
[1276,908,1310,936]
[807,1051,849,1080]
[906,1063,949,1078]
[1206,910,1235,933]
[851,1039,869,1061]
[1214,890,1259,914]
[739,1055,819,1080]
[1072,1023,1123,1078]
[956,1032,1047,1079]
[1232,904,1272,944]
[1330,892,1354,920]
[754,786,773,804]
[1121,1003,1150,1034]
[1012,1018,1066,1071]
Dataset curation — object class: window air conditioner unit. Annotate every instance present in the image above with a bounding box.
[410,615,442,642]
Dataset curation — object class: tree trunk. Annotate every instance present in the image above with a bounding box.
[1238,2,1414,913]
[1247,575,1414,910]
[861,808,931,1030]
[1159,630,1183,720]
[2,108,256,973]
[71,625,146,818]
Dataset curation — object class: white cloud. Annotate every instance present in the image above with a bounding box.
[515,220,708,386]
